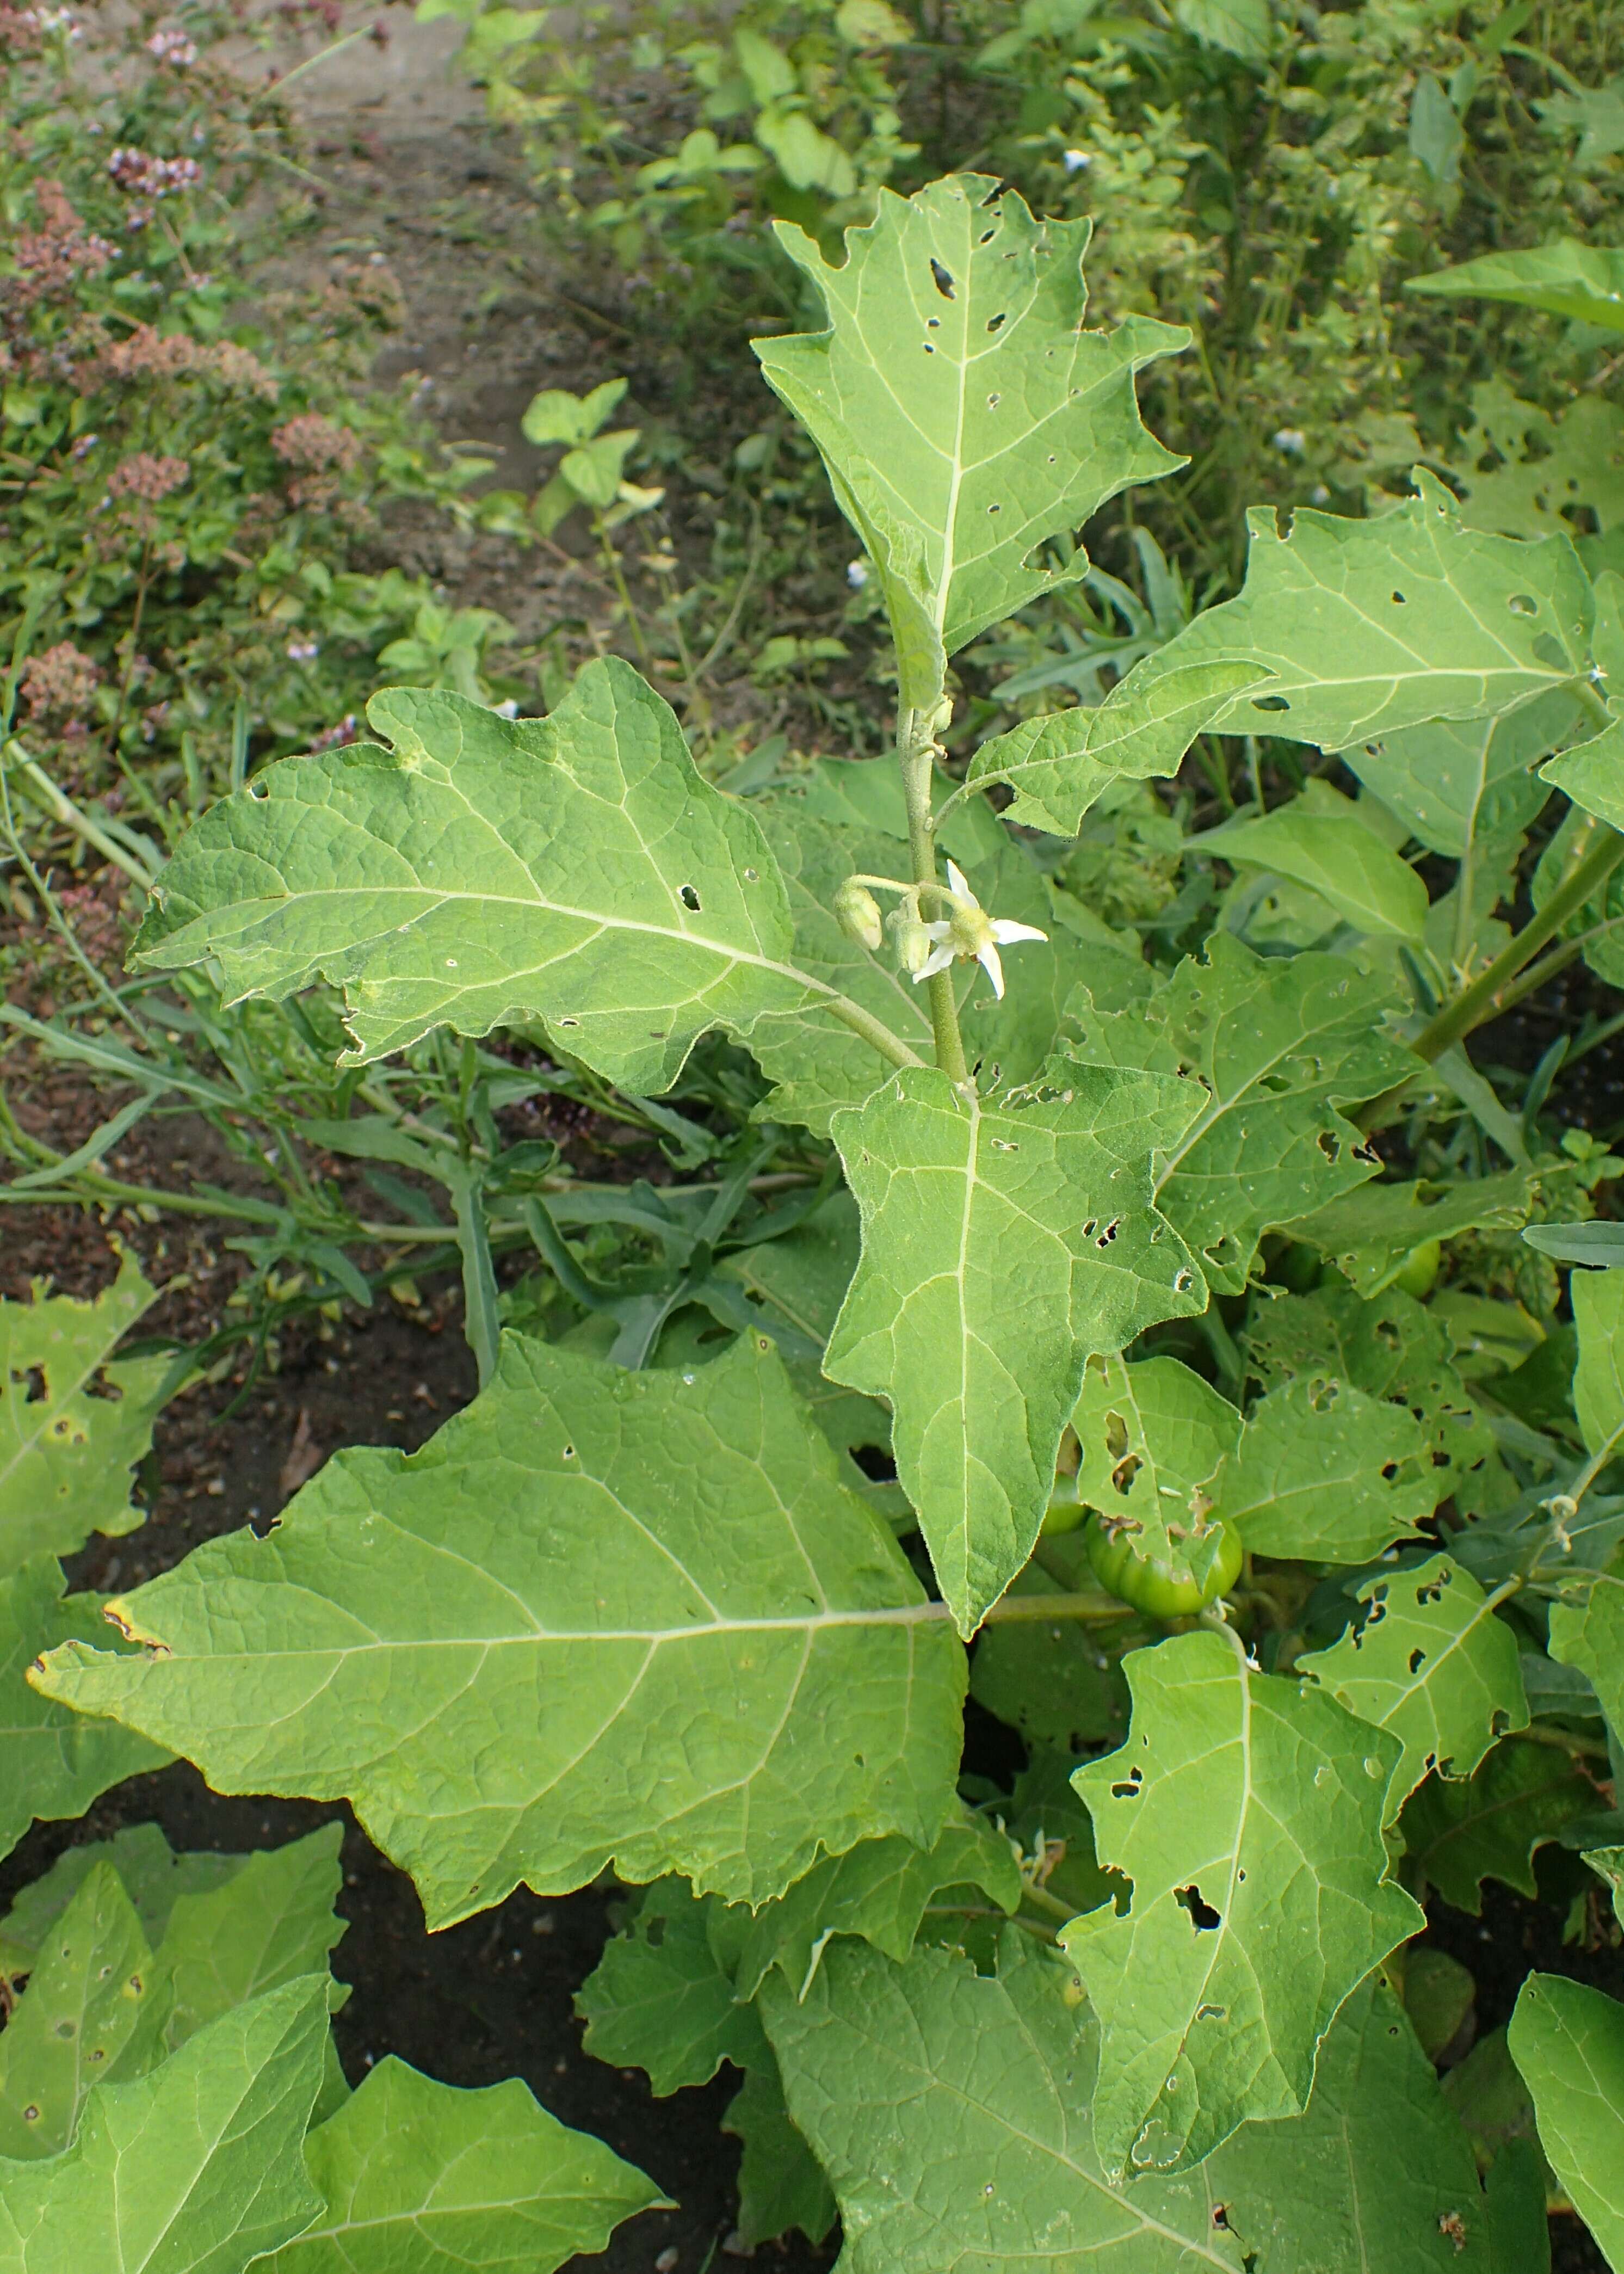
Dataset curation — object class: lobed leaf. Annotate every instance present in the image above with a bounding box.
[33,1335,966,1922]
[1217,1372,1440,1563]
[721,2061,838,2250]
[1398,1736,1599,1913]
[0,1252,168,1577]
[826,1061,1207,1632]
[1508,1975,1624,2271]
[0,1826,242,1984]
[255,2056,666,2273]
[1071,1354,1240,1579]
[1548,1572,1624,1736]
[1299,1555,1528,1817]
[1291,1170,1540,1297]
[754,174,1188,705]
[1065,1629,1420,2173]
[576,1879,769,2095]
[130,667,823,1088]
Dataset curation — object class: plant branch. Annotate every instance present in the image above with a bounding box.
[898,705,968,1083]
[978,1587,1137,1626]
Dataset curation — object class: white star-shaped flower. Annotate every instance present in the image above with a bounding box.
[912,860,1047,1001]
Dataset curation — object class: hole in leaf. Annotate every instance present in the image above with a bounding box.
[1508,593,1538,616]
[1111,1453,1142,1496]
[1408,1648,1428,1674]
[929,257,956,299]
[1317,1130,1339,1162]
[679,884,701,912]
[1110,1765,1144,1799]
[987,391,1001,409]
[987,311,1006,333]
[13,1366,46,1404]
[1104,1411,1129,1461]
[1176,1883,1221,1931]
[1391,590,1406,605]
[1252,695,1291,712]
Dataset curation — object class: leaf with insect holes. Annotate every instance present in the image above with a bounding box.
[0,1558,169,1865]
[0,1975,329,2274]
[32,1335,965,1925]
[0,1252,169,1578]
[1067,933,1418,1294]
[966,657,1270,838]
[1397,1736,1598,1914]
[255,2056,666,2274]
[1407,238,1624,334]
[753,173,1188,706]
[1214,1372,1441,1564]
[1289,1170,1542,1297]
[1063,1629,1420,2175]
[1508,1975,1624,2270]
[129,666,824,1088]
[1119,472,1594,749]
[825,1061,1207,1635]
[1299,1555,1528,1817]
[762,1933,1519,2272]
[1071,1355,1241,1585]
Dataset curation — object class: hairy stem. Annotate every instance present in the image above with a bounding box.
[978,1587,1136,1626]
[897,705,968,1083]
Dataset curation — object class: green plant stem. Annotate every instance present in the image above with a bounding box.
[1516,1721,1615,1764]
[977,1587,1137,1625]
[2,744,157,888]
[1403,819,1624,1070]
[898,705,967,1083]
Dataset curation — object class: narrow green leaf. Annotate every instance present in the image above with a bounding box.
[826,1061,1207,1633]
[0,1252,168,1576]
[1300,1555,1528,1815]
[0,1976,328,2273]
[754,173,1188,705]
[1119,472,1593,748]
[1398,1736,1598,1913]
[1200,782,1430,938]
[131,667,822,1087]
[966,658,1269,837]
[721,2059,837,2250]
[730,1813,1022,1999]
[1065,1629,1420,2173]
[764,1934,1512,2270]
[575,1879,769,2094]
[1071,1354,1241,1577]
[1218,1372,1440,1563]
[155,1825,347,2050]
[0,1865,165,2160]
[255,2056,666,2273]
[1508,1975,1624,2270]
[1068,934,1418,1293]
[0,1558,169,1863]
[34,1335,965,1922]
[1406,239,1624,335]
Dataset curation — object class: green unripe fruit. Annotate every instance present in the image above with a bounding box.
[833,877,884,951]
[1083,1513,1243,1618]
[1392,1238,1442,1299]
[892,912,933,974]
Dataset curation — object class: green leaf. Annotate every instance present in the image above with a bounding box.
[965,658,1269,837]
[1176,0,1270,65]
[521,380,627,446]
[1071,1354,1240,1579]
[1398,1736,1598,1912]
[1299,1555,1528,1815]
[1346,697,1572,858]
[1403,1946,1477,2062]
[1524,1220,1624,1268]
[0,1252,168,1576]
[764,1933,1514,2270]
[1199,782,1430,939]
[1407,239,1624,335]
[131,666,824,1088]
[0,1828,242,1984]
[1584,1845,1624,1926]
[0,1557,169,1863]
[1410,72,1465,186]
[1549,1572,1624,1736]
[826,1061,1206,1633]
[154,1825,346,2050]
[1064,1629,1420,2173]
[1509,1975,1624,2270]
[753,173,1188,706]
[0,1975,328,2273]
[730,1813,1022,1999]
[1541,711,1624,831]
[1217,1372,1441,1562]
[560,428,638,507]
[1120,472,1594,748]
[1069,934,1418,1293]
[576,1879,769,2094]
[34,1335,965,1923]
[721,2059,837,2249]
[255,2055,666,2273]
[968,1556,1133,1753]
[1291,1170,1540,1296]
[1447,384,1624,546]
[0,1864,166,2160]
[1572,1267,1624,1469]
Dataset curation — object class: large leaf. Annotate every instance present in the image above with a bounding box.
[34,1334,965,1923]
[0,1252,167,1576]
[154,1825,346,2049]
[754,173,1188,705]
[0,1864,166,2160]
[130,668,826,1086]
[1345,699,1570,858]
[1117,473,1593,749]
[1064,1629,1420,2173]
[1071,1354,1241,1580]
[255,2056,665,2273]
[1508,1976,1624,2271]
[0,1557,169,1862]
[1398,1736,1599,1913]
[965,658,1269,837]
[1549,1571,1624,1735]
[1199,781,1430,939]
[826,1061,1207,1632]
[1299,1555,1528,1816]
[576,1879,769,2094]
[0,1975,328,2273]
[1406,239,1624,335]
[1217,1373,1440,1562]
[1448,384,1624,546]
[1069,934,1418,1293]
[763,1933,1521,2270]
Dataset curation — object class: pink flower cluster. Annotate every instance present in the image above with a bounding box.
[20,641,100,731]
[107,451,189,502]
[106,147,202,230]
[11,182,114,304]
[101,323,279,402]
[271,412,362,509]
[145,26,197,65]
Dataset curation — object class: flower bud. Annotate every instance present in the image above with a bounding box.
[833,877,884,952]
[892,912,933,974]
